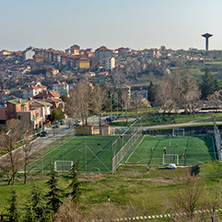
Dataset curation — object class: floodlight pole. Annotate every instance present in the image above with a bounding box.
[85,140,87,172]
[111,93,113,120]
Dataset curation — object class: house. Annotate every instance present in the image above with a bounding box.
[23,47,35,60]
[76,57,90,70]
[118,47,131,57]
[95,46,113,62]
[23,84,47,99]
[33,90,60,99]
[42,98,65,112]
[0,98,43,129]
[33,54,44,63]
[53,82,69,96]
[29,100,51,123]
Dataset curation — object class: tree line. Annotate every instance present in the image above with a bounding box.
[148,68,222,116]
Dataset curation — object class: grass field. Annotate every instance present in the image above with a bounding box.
[123,135,216,166]
[28,135,131,173]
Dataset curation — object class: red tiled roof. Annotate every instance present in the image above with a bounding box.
[33,54,44,58]
[33,90,60,99]
[24,85,39,90]
[79,57,89,62]
[96,46,112,52]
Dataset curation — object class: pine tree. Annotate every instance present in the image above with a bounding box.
[148,81,156,106]
[45,164,63,213]
[66,160,82,202]
[24,184,50,222]
[6,188,20,222]
[200,68,218,99]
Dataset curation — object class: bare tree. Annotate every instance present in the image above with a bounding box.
[0,119,23,185]
[171,177,205,222]
[207,90,222,112]
[54,198,84,222]
[155,81,176,115]
[182,76,201,117]
[65,81,92,125]
[91,84,107,126]
[22,126,36,184]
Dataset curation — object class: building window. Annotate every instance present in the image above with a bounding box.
[18,115,23,120]
[36,113,39,118]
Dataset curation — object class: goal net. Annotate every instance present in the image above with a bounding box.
[172,128,185,137]
[54,160,73,172]
[163,154,179,165]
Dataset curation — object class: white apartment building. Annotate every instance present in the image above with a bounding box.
[105,57,115,71]
[23,84,47,99]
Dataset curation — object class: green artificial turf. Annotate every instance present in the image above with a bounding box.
[28,135,131,173]
[124,135,216,166]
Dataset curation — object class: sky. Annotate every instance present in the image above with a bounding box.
[0,0,222,51]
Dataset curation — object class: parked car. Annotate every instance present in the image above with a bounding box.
[52,124,59,128]
[40,131,48,137]
[73,121,83,127]
[59,120,65,125]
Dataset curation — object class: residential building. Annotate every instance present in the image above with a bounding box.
[95,46,113,62]
[30,100,51,123]
[76,57,90,69]
[33,54,44,63]
[33,90,60,99]
[23,47,35,60]
[53,82,69,96]
[0,98,43,128]
[118,47,131,57]
[104,57,115,71]
[23,84,47,99]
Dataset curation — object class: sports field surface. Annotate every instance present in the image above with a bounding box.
[123,135,216,166]
[29,135,131,173]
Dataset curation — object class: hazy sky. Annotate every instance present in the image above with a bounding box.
[0,0,221,51]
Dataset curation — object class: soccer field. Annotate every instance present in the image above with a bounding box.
[29,135,131,173]
[123,135,216,166]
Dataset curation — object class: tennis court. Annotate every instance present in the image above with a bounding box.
[123,135,216,166]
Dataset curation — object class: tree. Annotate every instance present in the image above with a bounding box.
[182,76,200,118]
[66,161,81,202]
[148,81,156,106]
[45,163,63,213]
[51,106,64,123]
[91,84,107,126]
[22,127,36,184]
[200,68,218,99]
[207,90,222,111]
[6,188,20,222]
[65,81,92,125]
[155,81,176,115]
[171,177,205,222]
[24,184,49,222]
[0,119,23,185]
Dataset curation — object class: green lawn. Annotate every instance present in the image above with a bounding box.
[28,135,131,174]
[110,112,222,127]
[124,135,216,166]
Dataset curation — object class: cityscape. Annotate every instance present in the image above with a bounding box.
[0,0,222,221]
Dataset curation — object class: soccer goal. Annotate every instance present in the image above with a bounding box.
[163,154,179,165]
[54,160,73,172]
[172,128,185,137]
